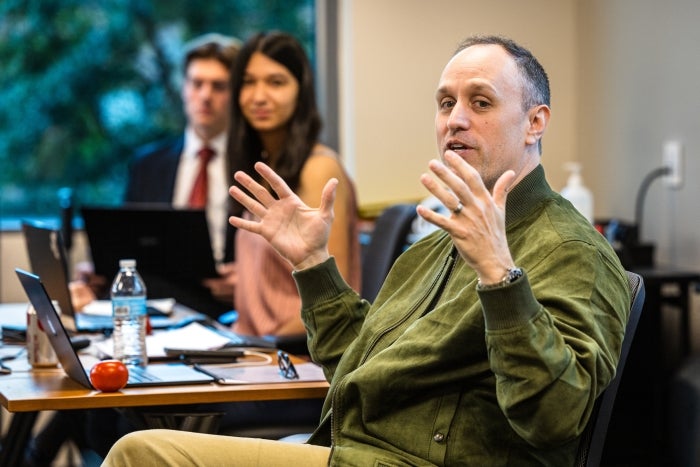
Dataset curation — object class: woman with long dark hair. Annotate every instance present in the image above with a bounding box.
[225,31,361,336]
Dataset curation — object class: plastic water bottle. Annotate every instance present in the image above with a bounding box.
[111,259,148,367]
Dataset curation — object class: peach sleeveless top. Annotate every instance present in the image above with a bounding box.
[232,162,361,336]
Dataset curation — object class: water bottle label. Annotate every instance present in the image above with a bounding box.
[113,304,129,317]
[112,297,147,317]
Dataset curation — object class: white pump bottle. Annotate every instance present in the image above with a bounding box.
[560,162,593,223]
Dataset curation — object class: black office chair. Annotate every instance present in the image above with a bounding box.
[361,203,417,302]
[575,270,645,467]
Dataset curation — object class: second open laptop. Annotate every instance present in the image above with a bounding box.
[15,268,215,388]
[22,220,275,350]
[22,221,112,332]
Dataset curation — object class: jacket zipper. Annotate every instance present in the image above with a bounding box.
[359,249,457,365]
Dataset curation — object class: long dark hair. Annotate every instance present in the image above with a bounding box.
[227,31,321,216]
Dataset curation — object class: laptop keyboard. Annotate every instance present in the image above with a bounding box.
[127,366,162,383]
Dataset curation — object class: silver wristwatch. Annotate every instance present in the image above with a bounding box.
[477,267,523,290]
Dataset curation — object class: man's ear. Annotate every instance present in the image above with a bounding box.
[525,104,550,147]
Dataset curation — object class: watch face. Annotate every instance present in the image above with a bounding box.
[507,267,523,283]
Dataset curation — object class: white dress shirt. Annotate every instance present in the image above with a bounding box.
[172,127,229,263]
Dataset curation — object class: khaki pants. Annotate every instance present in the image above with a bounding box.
[102,429,331,466]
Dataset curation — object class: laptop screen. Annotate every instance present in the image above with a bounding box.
[22,221,75,317]
[81,205,219,285]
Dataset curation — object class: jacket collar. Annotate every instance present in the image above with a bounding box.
[504,164,555,227]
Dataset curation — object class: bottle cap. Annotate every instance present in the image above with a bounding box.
[119,259,136,268]
[564,162,583,186]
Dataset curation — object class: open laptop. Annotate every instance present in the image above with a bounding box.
[22,221,110,332]
[21,221,207,333]
[81,205,218,285]
[15,268,215,388]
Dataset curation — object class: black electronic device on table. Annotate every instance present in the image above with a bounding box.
[81,205,219,284]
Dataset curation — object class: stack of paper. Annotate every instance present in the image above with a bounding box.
[94,322,231,359]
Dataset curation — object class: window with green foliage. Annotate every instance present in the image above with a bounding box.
[0,0,315,227]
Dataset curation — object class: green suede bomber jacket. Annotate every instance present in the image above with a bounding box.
[293,165,630,466]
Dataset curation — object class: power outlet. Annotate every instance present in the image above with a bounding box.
[662,140,683,189]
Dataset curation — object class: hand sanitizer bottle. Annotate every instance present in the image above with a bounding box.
[560,162,594,223]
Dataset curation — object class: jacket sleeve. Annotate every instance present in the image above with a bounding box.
[293,257,370,377]
[480,240,630,448]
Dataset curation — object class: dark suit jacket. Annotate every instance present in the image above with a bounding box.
[124,136,184,204]
[123,136,235,262]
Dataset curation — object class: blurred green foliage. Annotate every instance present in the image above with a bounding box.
[0,0,314,219]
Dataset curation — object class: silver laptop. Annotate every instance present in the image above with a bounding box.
[22,221,111,332]
[15,268,215,388]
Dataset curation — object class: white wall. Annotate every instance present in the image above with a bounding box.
[340,0,578,213]
[574,0,700,348]
[578,0,700,270]
[339,0,700,270]
[0,231,31,302]
[1,231,90,302]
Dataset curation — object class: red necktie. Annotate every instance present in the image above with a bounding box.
[188,147,215,208]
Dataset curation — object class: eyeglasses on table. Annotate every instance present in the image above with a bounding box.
[277,350,299,380]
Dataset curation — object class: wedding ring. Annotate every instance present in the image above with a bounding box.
[453,201,464,215]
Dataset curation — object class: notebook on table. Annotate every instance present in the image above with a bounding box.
[15,268,215,388]
[20,221,206,333]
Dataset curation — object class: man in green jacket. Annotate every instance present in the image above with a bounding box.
[103,35,630,467]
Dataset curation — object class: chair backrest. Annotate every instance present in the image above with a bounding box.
[361,203,417,302]
[575,270,645,467]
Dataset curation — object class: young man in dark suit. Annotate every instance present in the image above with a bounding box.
[122,34,241,316]
[125,33,239,264]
